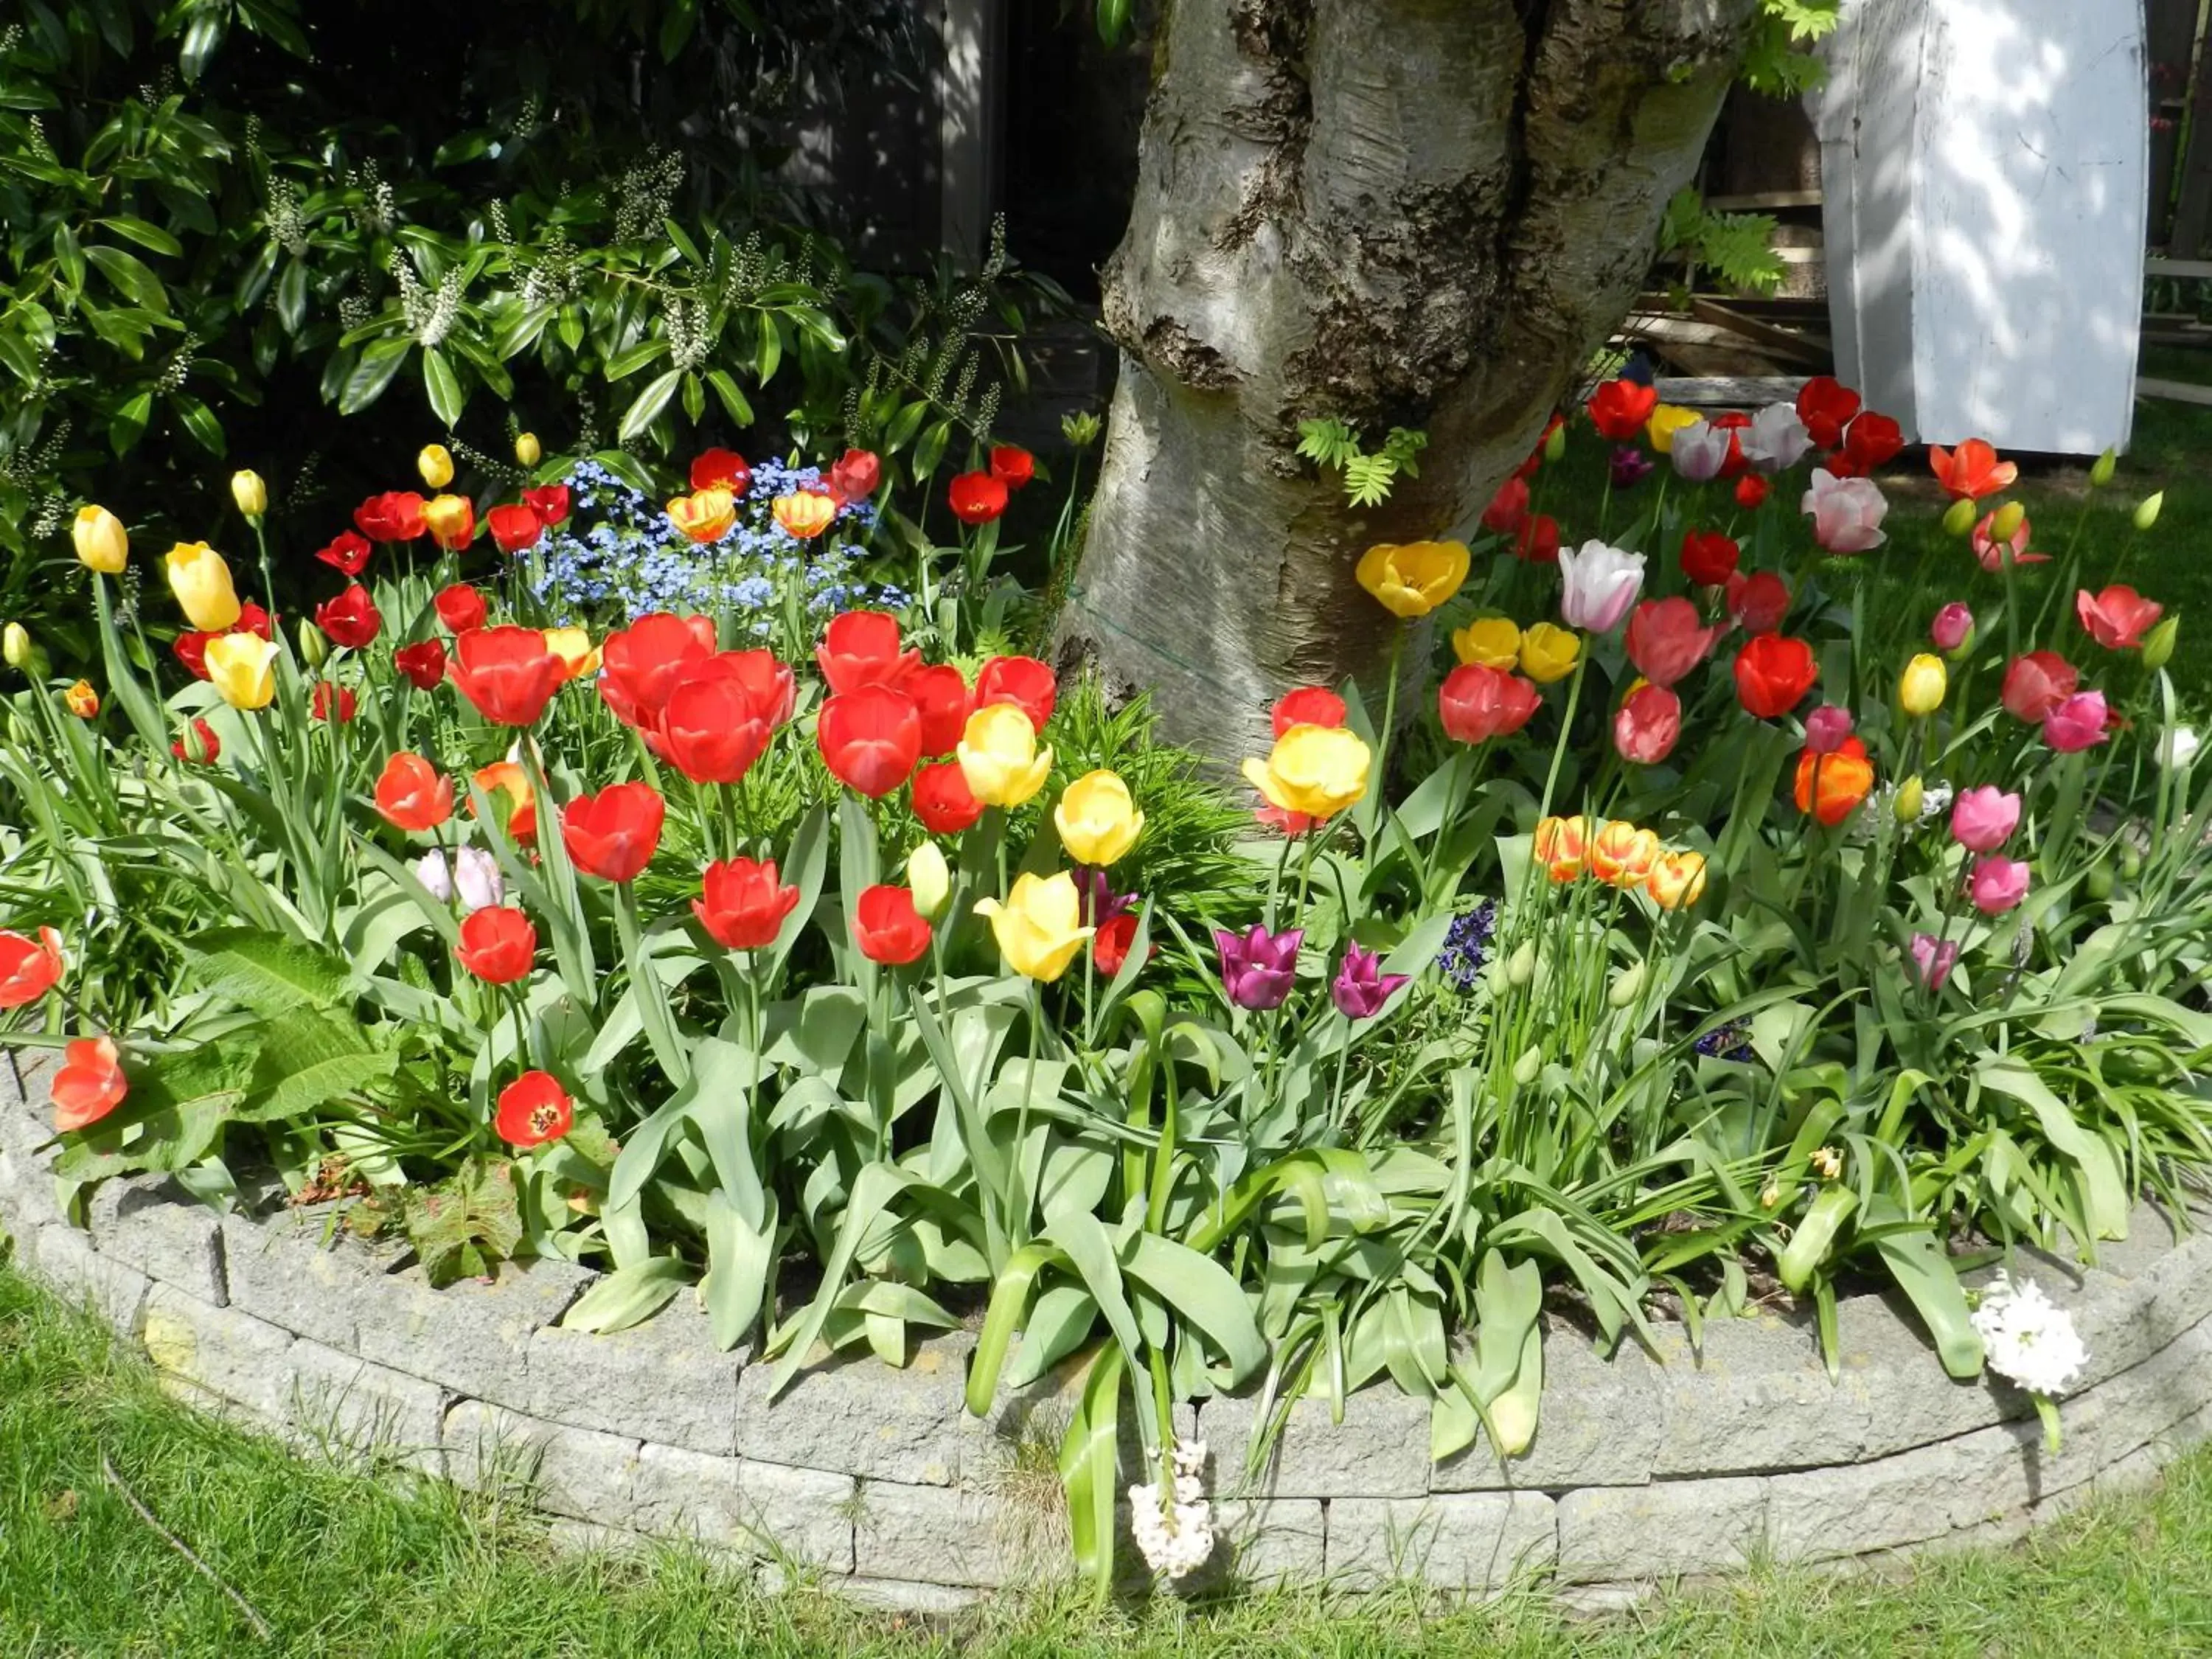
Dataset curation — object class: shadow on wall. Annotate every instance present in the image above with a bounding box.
[1817,0,2147,455]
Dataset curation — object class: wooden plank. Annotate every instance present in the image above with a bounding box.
[2167,23,2212,256]
[2147,257,2212,279]
[1654,375,1808,408]
[1705,188,1824,211]
[2136,375,2212,405]
[1689,297,1832,365]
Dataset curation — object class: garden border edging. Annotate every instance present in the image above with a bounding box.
[7,1047,2212,1607]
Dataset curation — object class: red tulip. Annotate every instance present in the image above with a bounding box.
[1795,376,1862,450]
[434,584,489,634]
[694,857,800,950]
[52,1034,128,1133]
[1272,686,1346,737]
[851,884,931,964]
[488,503,544,554]
[1093,912,1147,977]
[172,717,221,765]
[1587,378,1659,441]
[827,448,881,504]
[1624,597,1719,689]
[910,663,973,757]
[2076,585,2163,651]
[173,630,213,680]
[311,681,358,723]
[355,491,426,542]
[817,685,922,798]
[1794,736,1877,826]
[2001,652,2079,723]
[1437,664,1540,745]
[1514,513,1561,564]
[974,655,1056,732]
[457,906,537,983]
[912,759,984,834]
[0,926,64,1009]
[1733,633,1818,719]
[495,1070,573,1148]
[600,612,717,728]
[522,484,571,526]
[948,471,1009,526]
[705,647,796,728]
[1481,476,1530,535]
[1614,684,1683,764]
[1733,474,1769,509]
[658,669,773,785]
[451,625,566,727]
[1726,570,1791,636]
[315,585,382,649]
[373,752,454,831]
[316,531,373,577]
[691,448,751,495]
[560,782,666,883]
[989,445,1035,488]
[1829,411,1903,477]
[815,610,919,695]
[1679,529,1739,587]
[395,639,448,690]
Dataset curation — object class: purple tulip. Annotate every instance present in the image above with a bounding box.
[1216,925,1302,1011]
[1610,445,1655,490]
[1331,945,1410,1020]
[1079,868,1138,927]
[1804,703,1855,756]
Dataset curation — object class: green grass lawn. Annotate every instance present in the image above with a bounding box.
[6,1259,2212,1658]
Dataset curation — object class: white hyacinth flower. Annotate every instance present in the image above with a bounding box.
[1128,1438,1214,1581]
[1919,781,1955,821]
[1972,1270,2087,1399]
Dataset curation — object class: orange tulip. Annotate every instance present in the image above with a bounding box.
[1588,821,1660,888]
[64,680,99,718]
[667,487,737,544]
[771,490,838,540]
[1646,850,1708,910]
[1927,439,2018,501]
[472,759,538,844]
[1533,815,1591,883]
[1793,736,1876,827]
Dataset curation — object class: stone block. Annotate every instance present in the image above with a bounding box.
[1210,1497,1326,1585]
[1649,1313,1882,1475]
[354,1256,593,1401]
[442,1399,641,1526]
[283,1336,448,1473]
[1436,1334,1663,1491]
[841,1577,982,1613]
[139,1283,294,1420]
[1766,1429,2035,1562]
[852,1480,1029,1587]
[1555,1476,1768,1584]
[32,1223,150,1337]
[629,1444,855,1573]
[737,1335,974,1486]
[522,1298,742,1455]
[0,1058,63,1239]
[219,1209,400,1354]
[1828,1293,2025,1460]
[1200,1384,1431,1500]
[1326,1491,1557,1592]
[86,1178,226,1305]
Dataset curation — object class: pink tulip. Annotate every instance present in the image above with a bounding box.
[2043,690,2110,753]
[1804,703,1854,756]
[1969,855,2031,915]
[1622,598,1720,689]
[1972,510,2046,571]
[1949,785,2021,853]
[1930,602,1975,654]
[1801,468,1888,554]
[1910,932,1960,990]
[1613,684,1683,765]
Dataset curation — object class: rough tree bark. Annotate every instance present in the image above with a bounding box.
[1054,0,1759,761]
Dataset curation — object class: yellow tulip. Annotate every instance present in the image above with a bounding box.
[205,633,279,711]
[957,703,1053,809]
[975,871,1093,983]
[421,493,475,550]
[1354,540,1470,619]
[64,679,99,718]
[667,489,737,545]
[514,431,541,467]
[772,491,838,541]
[164,542,243,631]
[418,444,456,489]
[542,627,601,681]
[1893,775,1924,824]
[906,841,950,920]
[1646,849,1708,910]
[1518,622,1582,684]
[1645,404,1702,453]
[230,469,267,518]
[1053,769,1144,866]
[1451,616,1522,670]
[1241,723,1370,823]
[73,505,129,574]
[1898,653,1947,717]
[2,622,28,668]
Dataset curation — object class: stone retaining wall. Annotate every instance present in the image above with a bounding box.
[7,1048,2212,1607]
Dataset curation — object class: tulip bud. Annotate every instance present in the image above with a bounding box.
[1543,420,1568,462]
[1507,939,1536,988]
[297,618,328,671]
[419,444,456,490]
[64,678,100,718]
[905,841,950,920]
[1988,501,2025,544]
[2122,845,2143,881]
[2135,491,2164,532]
[1513,1043,1543,1085]
[1897,653,1947,717]
[1060,410,1102,449]
[1607,960,1648,1009]
[230,469,267,519]
[2086,860,2115,900]
[1,622,27,669]
[1941,497,1978,537]
[1894,775,1924,824]
[2090,447,2116,487]
[2143,615,2179,672]
[72,504,130,574]
[514,431,540,467]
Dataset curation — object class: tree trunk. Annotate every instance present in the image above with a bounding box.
[1054,0,1757,761]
